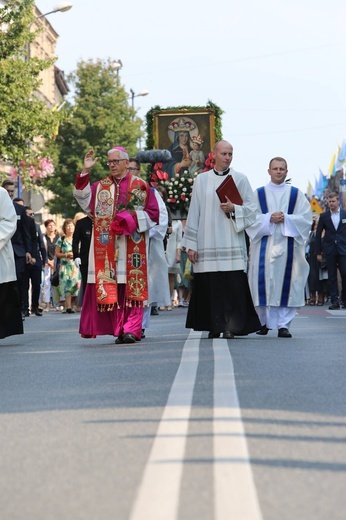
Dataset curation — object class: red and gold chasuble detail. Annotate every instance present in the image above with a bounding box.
[93,175,149,310]
[126,233,148,304]
[94,177,117,310]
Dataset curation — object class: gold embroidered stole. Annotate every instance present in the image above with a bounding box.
[93,174,150,310]
[94,177,118,310]
[125,176,149,306]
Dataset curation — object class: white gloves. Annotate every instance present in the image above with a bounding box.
[74,258,81,267]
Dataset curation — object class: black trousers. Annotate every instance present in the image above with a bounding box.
[22,265,42,311]
[326,253,346,304]
[186,270,261,335]
[0,281,23,338]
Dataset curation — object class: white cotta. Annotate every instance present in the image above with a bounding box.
[182,168,259,273]
[147,190,171,306]
[0,188,17,283]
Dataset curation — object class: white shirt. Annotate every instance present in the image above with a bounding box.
[331,208,340,230]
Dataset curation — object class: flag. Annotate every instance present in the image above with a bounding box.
[328,151,338,177]
[306,180,313,199]
[318,169,328,195]
[310,197,323,214]
[337,137,346,169]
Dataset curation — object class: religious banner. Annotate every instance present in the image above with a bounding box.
[144,102,223,218]
[152,109,216,179]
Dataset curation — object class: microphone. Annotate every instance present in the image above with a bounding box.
[136,149,172,164]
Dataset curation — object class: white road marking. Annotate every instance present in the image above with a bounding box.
[213,339,263,520]
[130,333,263,520]
[13,351,74,354]
[129,330,201,520]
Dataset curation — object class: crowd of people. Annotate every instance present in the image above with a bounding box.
[1,140,345,343]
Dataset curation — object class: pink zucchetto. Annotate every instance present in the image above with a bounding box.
[107,146,129,159]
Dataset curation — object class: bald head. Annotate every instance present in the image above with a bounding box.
[213,140,232,152]
[212,140,233,171]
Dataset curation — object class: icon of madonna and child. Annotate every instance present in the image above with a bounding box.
[161,117,207,179]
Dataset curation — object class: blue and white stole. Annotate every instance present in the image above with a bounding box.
[257,186,298,307]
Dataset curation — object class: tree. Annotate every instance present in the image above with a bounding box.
[44,58,144,217]
[0,0,62,190]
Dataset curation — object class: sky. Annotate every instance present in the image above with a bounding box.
[36,0,346,194]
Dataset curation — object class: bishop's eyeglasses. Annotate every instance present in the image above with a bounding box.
[107,159,127,166]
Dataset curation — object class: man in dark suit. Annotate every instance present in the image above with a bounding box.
[315,191,346,309]
[2,181,33,319]
[23,206,48,316]
[72,214,92,305]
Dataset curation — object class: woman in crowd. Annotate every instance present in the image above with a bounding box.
[55,218,81,313]
[42,219,60,312]
[165,218,182,307]
[306,215,328,305]
[150,186,172,312]
[177,220,192,307]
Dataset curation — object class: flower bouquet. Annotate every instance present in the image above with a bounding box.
[149,163,198,218]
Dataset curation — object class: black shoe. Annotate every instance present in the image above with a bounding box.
[223,331,234,339]
[208,332,220,338]
[278,328,292,338]
[115,335,123,344]
[141,329,146,339]
[66,308,75,314]
[329,303,340,310]
[24,310,30,317]
[151,307,159,316]
[256,325,270,335]
[122,333,137,344]
[32,308,43,317]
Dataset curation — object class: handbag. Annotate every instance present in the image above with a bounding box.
[51,236,65,287]
[51,269,59,287]
[183,258,193,280]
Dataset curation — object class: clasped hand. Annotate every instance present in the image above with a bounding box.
[270,211,285,224]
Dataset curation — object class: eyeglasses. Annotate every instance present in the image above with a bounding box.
[107,159,127,166]
[28,212,34,217]
[127,167,140,172]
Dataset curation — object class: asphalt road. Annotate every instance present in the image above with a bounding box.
[0,304,345,520]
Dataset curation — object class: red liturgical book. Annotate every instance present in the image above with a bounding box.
[216,175,243,218]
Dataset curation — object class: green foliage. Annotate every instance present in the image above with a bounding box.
[43,59,145,217]
[0,0,62,189]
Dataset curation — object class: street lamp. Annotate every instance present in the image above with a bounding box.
[18,3,73,198]
[130,89,149,109]
[111,59,123,76]
[36,2,73,19]
[129,90,149,148]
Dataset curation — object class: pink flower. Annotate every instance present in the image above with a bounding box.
[9,167,18,179]
[156,170,169,181]
[154,162,163,171]
[204,151,215,171]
